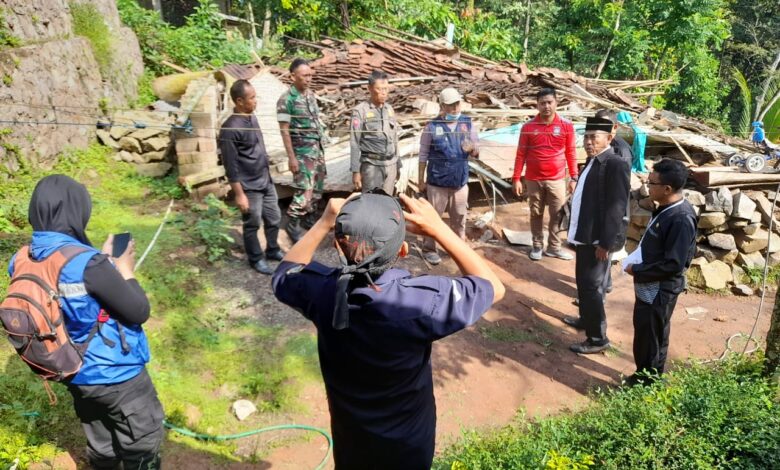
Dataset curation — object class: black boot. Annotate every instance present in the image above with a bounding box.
[286,217,304,243]
[301,211,319,230]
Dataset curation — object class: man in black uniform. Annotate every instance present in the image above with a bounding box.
[564,116,631,354]
[219,79,283,274]
[623,159,697,385]
[272,192,504,469]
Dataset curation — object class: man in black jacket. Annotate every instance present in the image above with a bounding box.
[623,159,697,384]
[219,79,284,274]
[564,117,631,354]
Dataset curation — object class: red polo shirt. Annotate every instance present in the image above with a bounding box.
[513,114,578,181]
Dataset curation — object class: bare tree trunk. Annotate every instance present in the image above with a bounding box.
[262,5,271,46]
[340,1,350,30]
[152,0,163,20]
[595,4,622,79]
[648,45,668,107]
[758,88,780,122]
[522,0,531,61]
[754,49,780,121]
[765,282,780,385]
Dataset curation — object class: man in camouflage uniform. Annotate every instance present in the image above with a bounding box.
[277,58,326,242]
[350,69,399,195]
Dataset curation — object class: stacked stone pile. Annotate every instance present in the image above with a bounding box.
[97,111,174,177]
[627,174,780,295]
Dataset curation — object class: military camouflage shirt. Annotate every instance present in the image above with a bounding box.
[277,85,323,156]
[349,101,399,172]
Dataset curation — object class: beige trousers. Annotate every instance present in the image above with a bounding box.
[526,179,566,250]
[423,184,469,253]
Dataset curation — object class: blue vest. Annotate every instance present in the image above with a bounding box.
[426,116,472,188]
[8,232,149,385]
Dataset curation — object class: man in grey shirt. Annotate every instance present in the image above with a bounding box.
[350,70,399,195]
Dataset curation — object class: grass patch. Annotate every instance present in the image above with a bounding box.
[435,356,780,469]
[70,2,113,75]
[743,265,780,288]
[0,145,320,466]
[0,8,21,50]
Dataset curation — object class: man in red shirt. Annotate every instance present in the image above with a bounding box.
[512,88,578,261]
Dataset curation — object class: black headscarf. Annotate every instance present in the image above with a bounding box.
[28,174,93,246]
[332,192,406,330]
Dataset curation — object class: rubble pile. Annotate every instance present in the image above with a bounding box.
[97,110,174,178]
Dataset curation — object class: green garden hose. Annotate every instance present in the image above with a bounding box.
[162,420,333,470]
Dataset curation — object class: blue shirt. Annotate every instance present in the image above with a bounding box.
[272,260,493,461]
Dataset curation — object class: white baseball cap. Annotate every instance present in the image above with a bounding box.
[439,88,462,105]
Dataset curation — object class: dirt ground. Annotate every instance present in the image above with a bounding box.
[167,194,772,469]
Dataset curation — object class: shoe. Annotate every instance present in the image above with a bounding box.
[423,252,442,265]
[544,248,574,260]
[562,315,584,330]
[569,340,610,354]
[624,373,656,388]
[572,298,579,306]
[265,249,286,261]
[286,218,304,243]
[529,248,543,261]
[252,259,273,275]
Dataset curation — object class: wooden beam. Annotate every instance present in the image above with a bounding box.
[669,136,695,166]
[178,166,226,187]
[161,60,191,74]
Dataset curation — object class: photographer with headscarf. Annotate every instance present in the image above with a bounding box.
[272,190,504,470]
[8,175,163,469]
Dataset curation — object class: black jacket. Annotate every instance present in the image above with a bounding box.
[570,149,631,251]
[611,136,634,167]
[632,200,698,292]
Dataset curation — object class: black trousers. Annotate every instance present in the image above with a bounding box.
[67,368,164,470]
[633,289,680,374]
[575,245,611,345]
[242,186,282,265]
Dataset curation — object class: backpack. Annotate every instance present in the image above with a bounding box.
[0,245,90,402]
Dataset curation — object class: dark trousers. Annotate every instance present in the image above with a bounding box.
[67,368,164,470]
[331,422,434,470]
[243,186,281,265]
[575,245,611,345]
[633,289,680,374]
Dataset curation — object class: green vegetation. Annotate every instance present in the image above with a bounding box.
[130,70,158,109]
[0,145,320,467]
[435,356,780,469]
[117,0,252,76]
[0,8,21,50]
[70,2,114,76]
[192,194,237,262]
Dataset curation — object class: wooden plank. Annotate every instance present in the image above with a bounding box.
[179,162,219,176]
[689,167,780,187]
[178,167,225,187]
[177,151,218,165]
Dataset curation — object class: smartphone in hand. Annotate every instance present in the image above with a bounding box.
[112,232,132,258]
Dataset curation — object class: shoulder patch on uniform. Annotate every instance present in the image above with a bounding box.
[388,108,394,116]
[285,264,305,275]
[352,118,361,130]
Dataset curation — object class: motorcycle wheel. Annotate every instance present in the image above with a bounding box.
[745,154,767,173]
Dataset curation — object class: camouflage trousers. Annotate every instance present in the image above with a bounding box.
[287,151,326,219]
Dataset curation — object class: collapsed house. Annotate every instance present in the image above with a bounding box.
[110,29,780,294]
